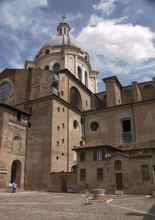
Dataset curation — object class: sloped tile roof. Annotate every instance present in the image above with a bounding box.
[115,139,155,151]
[73,142,119,151]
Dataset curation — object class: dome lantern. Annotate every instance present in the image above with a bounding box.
[57,14,70,36]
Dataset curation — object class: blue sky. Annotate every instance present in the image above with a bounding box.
[0,0,155,92]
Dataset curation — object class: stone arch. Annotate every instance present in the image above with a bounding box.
[12,135,21,154]
[77,67,82,82]
[11,160,22,187]
[70,86,82,110]
[142,85,155,100]
[122,89,134,104]
[53,63,60,74]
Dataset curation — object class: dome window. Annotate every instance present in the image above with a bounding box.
[45,49,50,54]
[54,64,60,74]
[44,65,49,70]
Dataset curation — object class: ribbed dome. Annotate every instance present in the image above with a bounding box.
[37,34,85,55]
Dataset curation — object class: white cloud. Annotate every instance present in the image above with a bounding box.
[5,51,24,69]
[137,9,143,14]
[0,0,48,31]
[93,0,118,16]
[89,14,104,26]
[140,76,153,82]
[70,28,75,33]
[77,17,155,63]
[68,12,85,22]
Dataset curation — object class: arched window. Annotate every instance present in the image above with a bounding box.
[78,67,82,81]
[122,89,134,104]
[85,71,88,87]
[64,27,66,35]
[54,64,60,74]
[70,87,82,110]
[142,85,155,100]
[0,81,12,102]
[44,65,49,71]
[60,28,62,35]
[115,160,122,170]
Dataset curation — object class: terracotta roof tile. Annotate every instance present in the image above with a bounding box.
[73,139,155,151]
[115,139,155,151]
[73,142,119,151]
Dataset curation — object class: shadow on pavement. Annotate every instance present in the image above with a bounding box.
[126,201,155,220]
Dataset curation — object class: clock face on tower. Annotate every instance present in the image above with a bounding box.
[0,81,12,102]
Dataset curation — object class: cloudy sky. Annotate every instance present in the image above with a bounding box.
[0,0,155,92]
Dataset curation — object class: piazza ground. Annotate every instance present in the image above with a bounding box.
[0,191,155,220]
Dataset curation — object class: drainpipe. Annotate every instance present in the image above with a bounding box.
[82,111,85,144]
[131,104,136,142]
[24,114,29,190]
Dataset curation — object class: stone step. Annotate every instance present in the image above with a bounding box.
[115,190,124,195]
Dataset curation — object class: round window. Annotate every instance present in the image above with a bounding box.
[0,81,12,102]
[73,120,79,130]
[90,122,99,131]
[45,49,50,54]
[44,65,49,70]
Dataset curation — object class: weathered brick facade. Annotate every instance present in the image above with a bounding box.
[0,17,155,194]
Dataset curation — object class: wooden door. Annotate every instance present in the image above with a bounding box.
[116,173,123,190]
[62,178,67,192]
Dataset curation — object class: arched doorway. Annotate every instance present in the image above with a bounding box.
[11,160,21,187]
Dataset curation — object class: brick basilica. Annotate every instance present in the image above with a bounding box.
[0,16,155,195]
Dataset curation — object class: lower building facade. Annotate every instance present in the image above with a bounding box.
[74,142,155,195]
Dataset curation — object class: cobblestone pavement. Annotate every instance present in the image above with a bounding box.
[0,191,155,220]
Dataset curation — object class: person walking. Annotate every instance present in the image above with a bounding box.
[8,183,12,193]
[12,182,17,193]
